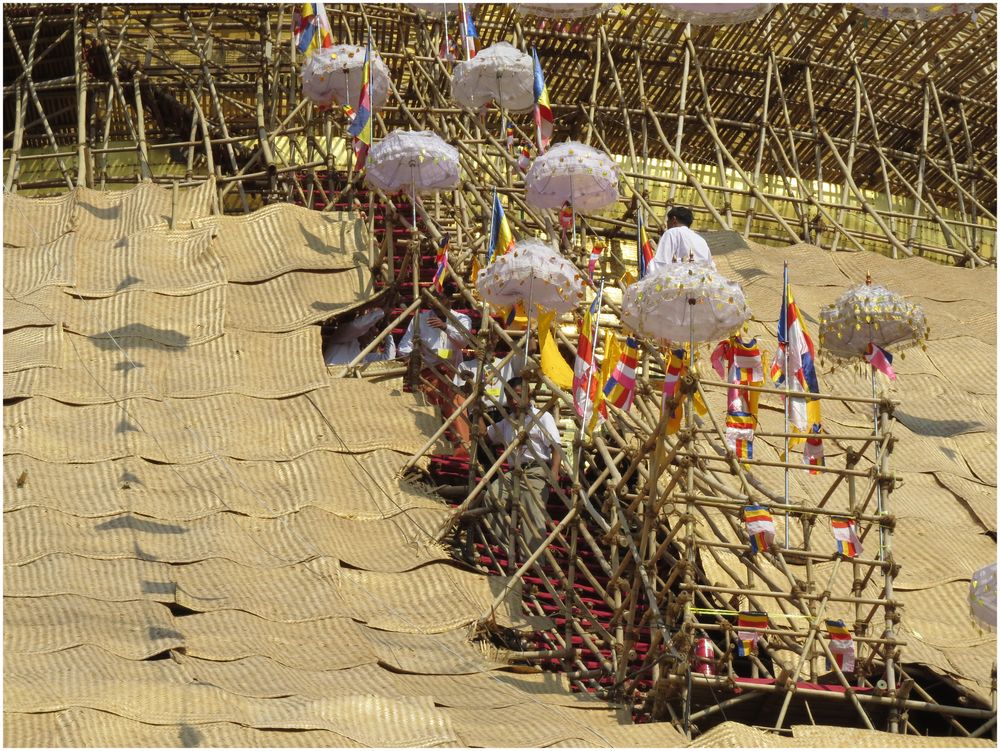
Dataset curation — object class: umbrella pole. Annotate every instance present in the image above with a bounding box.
[683,296,696,739]
[871,361,885,561]
[524,278,534,360]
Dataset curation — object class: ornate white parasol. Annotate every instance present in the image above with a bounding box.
[654,3,774,25]
[475,238,584,315]
[301,44,390,110]
[622,263,750,346]
[452,42,535,113]
[524,141,619,245]
[366,130,460,232]
[818,277,928,364]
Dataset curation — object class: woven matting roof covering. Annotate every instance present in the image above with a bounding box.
[4,179,694,747]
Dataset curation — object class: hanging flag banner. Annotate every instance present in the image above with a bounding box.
[459,3,478,59]
[725,412,755,461]
[825,619,856,673]
[432,234,450,293]
[864,342,897,381]
[531,47,554,151]
[744,505,775,555]
[772,264,824,468]
[487,189,515,264]
[348,37,373,171]
[803,423,825,474]
[831,516,863,558]
[294,2,334,56]
[736,611,769,657]
[661,348,707,434]
[603,336,639,412]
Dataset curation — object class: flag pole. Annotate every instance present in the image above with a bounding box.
[443,5,451,63]
[579,280,605,468]
[782,261,791,549]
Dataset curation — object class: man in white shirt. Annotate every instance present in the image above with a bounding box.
[485,377,563,549]
[648,206,716,273]
[457,350,527,408]
[397,296,472,371]
[323,308,396,366]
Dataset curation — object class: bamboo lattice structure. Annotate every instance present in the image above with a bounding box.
[3,2,996,740]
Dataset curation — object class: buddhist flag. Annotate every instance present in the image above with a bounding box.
[661,349,706,433]
[865,342,897,381]
[831,517,862,558]
[711,335,764,417]
[803,423,825,474]
[825,619,856,673]
[432,234,449,293]
[637,210,655,279]
[573,296,602,421]
[744,505,775,555]
[294,2,333,56]
[487,189,515,264]
[773,263,823,456]
[505,119,515,150]
[603,336,639,412]
[348,38,373,170]
[460,3,478,59]
[531,47,554,151]
[538,308,574,390]
[736,611,769,657]
[725,412,755,462]
[586,330,618,436]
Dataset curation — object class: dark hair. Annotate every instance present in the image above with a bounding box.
[508,376,524,390]
[667,206,694,227]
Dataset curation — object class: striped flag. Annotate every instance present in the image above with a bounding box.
[803,423,825,474]
[744,505,775,555]
[662,348,687,434]
[586,330,618,435]
[865,342,897,381]
[460,3,478,59]
[531,47,554,151]
[347,38,373,171]
[736,611,769,657]
[725,412,755,461]
[432,234,449,293]
[603,336,639,411]
[637,210,655,279]
[825,619,856,673]
[505,119,515,150]
[294,2,333,56]
[573,296,602,421]
[773,263,823,459]
[487,189,515,264]
[831,517,862,558]
[587,245,604,282]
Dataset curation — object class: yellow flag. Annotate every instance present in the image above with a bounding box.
[537,308,573,389]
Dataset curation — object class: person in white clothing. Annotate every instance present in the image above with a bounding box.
[485,377,563,549]
[648,206,716,273]
[323,308,396,366]
[397,296,472,371]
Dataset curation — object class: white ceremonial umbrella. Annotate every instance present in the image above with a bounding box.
[366,130,460,232]
[818,277,929,362]
[970,562,997,631]
[622,263,750,346]
[853,3,979,21]
[515,3,611,18]
[525,141,619,245]
[818,275,928,561]
[452,42,535,114]
[301,44,390,110]
[476,238,584,316]
[654,3,774,25]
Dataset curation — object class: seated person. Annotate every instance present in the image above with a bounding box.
[648,206,716,272]
[323,308,395,366]
[485,377,563,550]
